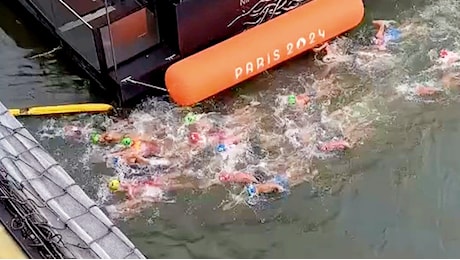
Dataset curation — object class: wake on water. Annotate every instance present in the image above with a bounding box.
[37,0,460,221]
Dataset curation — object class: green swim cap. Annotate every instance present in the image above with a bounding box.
[120,137,133,147]
[90,133,101,144]
[288,95,297,105]
[184,112,197,125]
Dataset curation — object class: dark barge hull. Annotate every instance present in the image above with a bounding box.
[7,0,176,105]
[8,0,313,105]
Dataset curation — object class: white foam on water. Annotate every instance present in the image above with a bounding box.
[35,0,460,221]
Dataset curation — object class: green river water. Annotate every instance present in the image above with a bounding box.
[2,0,460,257]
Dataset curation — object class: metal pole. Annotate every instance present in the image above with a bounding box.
[104,0,118,81]
[58,0,93,28]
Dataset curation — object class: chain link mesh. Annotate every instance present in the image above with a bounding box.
[0,102,145,259]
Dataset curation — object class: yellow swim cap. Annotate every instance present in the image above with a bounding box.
[108,179,120,192]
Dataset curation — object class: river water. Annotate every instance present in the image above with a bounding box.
[3,0,460,258]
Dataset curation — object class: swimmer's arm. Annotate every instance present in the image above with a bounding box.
[239,172,259,183]
[101,132,124,143]
[166,182,196,191]
[131,134,153,142]
[118,199,143,214]
[110,150,126,156]
[255,183,284,195]
[372,20,394,28]
[313,42,329,52]
[125,186,136,200]
[117,153,146,166]
[372,20,385,26]
[110,148,136,158]
[131,154,150,165]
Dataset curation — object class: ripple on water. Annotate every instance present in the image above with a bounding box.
[11,0,460,257]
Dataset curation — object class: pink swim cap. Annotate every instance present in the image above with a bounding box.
[189,132,201,144]
[218,172,231,182]
[440,49,449,58]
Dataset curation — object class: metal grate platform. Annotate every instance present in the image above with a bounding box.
[0,101,145,259]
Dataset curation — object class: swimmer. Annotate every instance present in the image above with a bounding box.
[106,134,162,165]
[415,85,442,96]
[313,42,335,62]
[218,171,259,184]
[63,124,90,140]
[207,170,271,190]
[188,113,214,131]
[438,49,460,67]
[108,178,164,201]
[107,178,166,217]
[187,109,253,148]
[188,128,245,149]
[108,176,195,200]
[372,20,401,50]
[313,37,352,64]
[319,139,351,152]
[110,141,162,166]
[91,131,125,145]
[442,71,460,89]
[91,127,151,145]
[246,182,285,197]
[211,130,243,146]
[287,94,310,108]
[106,178,193,217]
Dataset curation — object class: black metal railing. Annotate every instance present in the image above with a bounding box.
[0,167,65,259]
[0,103,145,259]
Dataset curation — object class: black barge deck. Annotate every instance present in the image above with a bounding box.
[8,0,310,104]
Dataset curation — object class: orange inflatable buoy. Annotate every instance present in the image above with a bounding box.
[165,0,365,106]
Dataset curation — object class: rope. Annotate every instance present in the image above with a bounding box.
[30,46,62,59]
[121,76,168,92]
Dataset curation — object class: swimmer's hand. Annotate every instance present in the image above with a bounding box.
[123,153,149,165]
[373,20,397,27]
[313,42,329,53]
[415,86,441,96]
[378,45,387,51]
[100,132,124,143]
[320,139,351,152]
[442,72,460,89]
[219,172,259,184]
[255,183,285,195]
[382,20,397,26]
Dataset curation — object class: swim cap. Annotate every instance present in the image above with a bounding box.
[189,132,201,144]
[111,157,119,167]
[90,133,101,144]
[120,137,133,147]
[440,49,449,58]
[218,172,231,182]
[108,179,120,192]
[184,112,197,125]
[246,184,257,197]
[216,144,226,152]
[288,95,296,105]
[384,27,401,42]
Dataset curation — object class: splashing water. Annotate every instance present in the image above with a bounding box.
[34,0,460,222]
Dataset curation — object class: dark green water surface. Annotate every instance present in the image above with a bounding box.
[2,0,460,257]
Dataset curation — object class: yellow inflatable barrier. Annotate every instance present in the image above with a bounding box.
[8,103,113,117]
[0,224,27,259]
